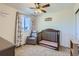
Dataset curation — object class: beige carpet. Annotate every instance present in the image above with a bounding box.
[15,45,70,56]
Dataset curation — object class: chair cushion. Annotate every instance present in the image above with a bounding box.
[31,32,37,37]
[39,40,58,47]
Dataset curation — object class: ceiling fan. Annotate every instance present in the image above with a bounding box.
[30,3,50,13]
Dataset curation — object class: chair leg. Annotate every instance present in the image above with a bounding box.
[55,47,59,51]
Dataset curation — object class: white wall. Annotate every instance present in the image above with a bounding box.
[74,4,79,40]
[0,4,17,44]
[74,4,79,13]
[36,7,75,47]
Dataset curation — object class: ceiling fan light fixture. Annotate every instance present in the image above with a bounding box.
[30,3,50,13]
[34,9,42,14]
[37,9,42,13]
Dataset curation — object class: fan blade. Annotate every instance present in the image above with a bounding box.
[37,3,40,5]
[34,3,39,8]
[42,4,50,8]
[35,3,40,8]
[35,3,40,6]
[41,9,46,13]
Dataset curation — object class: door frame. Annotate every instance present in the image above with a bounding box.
[14,12,18,45]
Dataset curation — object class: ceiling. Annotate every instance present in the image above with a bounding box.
[4,3,75,15]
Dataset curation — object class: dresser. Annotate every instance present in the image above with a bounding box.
[0,37,15,56]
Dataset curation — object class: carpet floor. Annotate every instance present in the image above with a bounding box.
[15,45,70,56]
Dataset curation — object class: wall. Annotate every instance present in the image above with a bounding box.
[31,16,38,31]
[74,4,79,13]
[0,4,17,44]
[74,4,79,40]
[36,7,75,47]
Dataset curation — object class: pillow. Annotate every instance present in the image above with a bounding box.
[31,32,37,37]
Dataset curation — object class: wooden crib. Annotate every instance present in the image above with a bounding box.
[37,29,60,50]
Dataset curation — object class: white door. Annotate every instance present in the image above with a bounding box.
[76,11,79,40]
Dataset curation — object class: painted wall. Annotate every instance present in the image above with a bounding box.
[74,4,79,40]
[0,4,17,44]
[36,7,75,47]
[74,4,79,13]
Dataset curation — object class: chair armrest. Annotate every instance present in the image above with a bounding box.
[37,32,42,42]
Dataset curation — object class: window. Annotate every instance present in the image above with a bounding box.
[22,15,32,32]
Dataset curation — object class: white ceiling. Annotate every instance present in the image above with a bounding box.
[4,3,75,15]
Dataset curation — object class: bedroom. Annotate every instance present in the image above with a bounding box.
[0,3,79,56]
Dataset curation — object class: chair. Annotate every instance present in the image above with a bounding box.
[26,30,37,44]
[37,29,60,50]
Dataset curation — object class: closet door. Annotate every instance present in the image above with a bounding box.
[76,10,79,40]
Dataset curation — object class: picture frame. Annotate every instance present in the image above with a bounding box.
[45,17,52,21]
